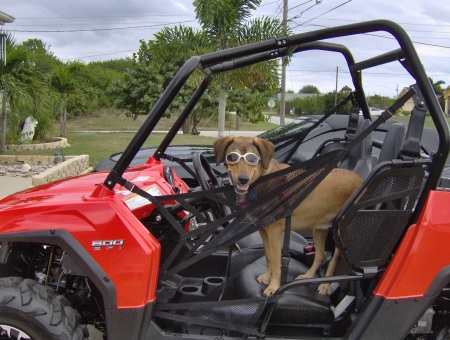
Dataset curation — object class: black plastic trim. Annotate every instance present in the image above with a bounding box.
[0,230,117,309]
[347,294,436,340]
[425,265,450,297]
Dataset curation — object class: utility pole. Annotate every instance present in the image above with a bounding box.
[279,0,288,126]
[334,66,339,105]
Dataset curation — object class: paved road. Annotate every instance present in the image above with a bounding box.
[0,176,32,199]
[198,116,295,137]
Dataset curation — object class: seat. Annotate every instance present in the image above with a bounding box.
[339,119,372,178]
[375,122,406,165]
[238,231,311,264]
[232,256,334,325]
[318,119,373,178]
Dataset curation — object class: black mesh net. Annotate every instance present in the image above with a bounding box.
[154,298,274,336]
[334,163,426,272]
[156,149,346,278]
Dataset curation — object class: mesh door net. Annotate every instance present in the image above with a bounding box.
[156,149,346,279]
[332,162,427,274]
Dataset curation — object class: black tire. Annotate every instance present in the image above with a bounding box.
[0,277,88,340]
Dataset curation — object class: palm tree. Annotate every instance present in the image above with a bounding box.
[0,33,43,153]
[51,61,82,137]
[140,0,283,136]
[429,77,446,96]
[193,0,284,136]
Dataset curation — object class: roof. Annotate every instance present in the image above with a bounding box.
[0,11,15,25]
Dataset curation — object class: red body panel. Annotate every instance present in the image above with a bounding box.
[0,160,188,308]
[375,190,450,299]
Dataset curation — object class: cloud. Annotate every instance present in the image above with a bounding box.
[2,0,449,96]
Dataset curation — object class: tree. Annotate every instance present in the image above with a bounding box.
[299,84,320,94]
[366,94,394,110]
[193,0,284,136]
[116,3,284,135]
[429,77,446,96]
[0,33,44,152]
[340,85,352,93]
[51,61,83,137]
[20,39,58,74]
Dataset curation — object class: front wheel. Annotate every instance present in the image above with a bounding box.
[0,277,88,340]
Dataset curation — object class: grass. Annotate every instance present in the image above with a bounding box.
[7,111,446,167]
[10,111,273,167]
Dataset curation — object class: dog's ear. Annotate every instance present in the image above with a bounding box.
[213,135,235,165]
[253,137,274,169]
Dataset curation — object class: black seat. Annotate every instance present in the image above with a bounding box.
[237,232,310,263]
[318,119,372,178]
[375,122,406,165]
[339,119,372,178]
[232,256,334,325]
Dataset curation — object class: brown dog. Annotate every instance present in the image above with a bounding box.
[214,136,362,296]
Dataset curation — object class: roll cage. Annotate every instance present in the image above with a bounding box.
[103,19,449,200]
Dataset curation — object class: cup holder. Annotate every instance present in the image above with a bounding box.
[180,286,199,294]
[174,277,225,302]
[202,276,225,294]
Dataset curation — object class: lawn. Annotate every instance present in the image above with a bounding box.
[8,111,446,167]
[10,111,274,167]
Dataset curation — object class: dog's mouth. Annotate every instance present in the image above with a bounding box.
[235,183,249,194]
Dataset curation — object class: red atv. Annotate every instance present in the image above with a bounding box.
[0,20,449,340]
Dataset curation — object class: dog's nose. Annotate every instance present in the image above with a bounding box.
[238,175,250,184]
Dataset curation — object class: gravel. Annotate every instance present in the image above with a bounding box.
[0,162,52,177]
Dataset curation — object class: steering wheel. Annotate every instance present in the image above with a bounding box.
[192,152,229,218]
[193,152,220,190]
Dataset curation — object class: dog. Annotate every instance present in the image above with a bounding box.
[214,136,362,296]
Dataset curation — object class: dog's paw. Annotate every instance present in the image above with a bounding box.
[256,273,270,285]
[295,274,311,280]
[317,283,331,295]
[263,285,279,296]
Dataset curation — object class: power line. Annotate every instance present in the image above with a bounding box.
[291,0,353,29]
[289,0,313,12]
[63,49,137,61]
[12,14,195,20]
[8,19,197,33]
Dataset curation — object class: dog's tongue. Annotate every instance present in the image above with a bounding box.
[236,183,249,193]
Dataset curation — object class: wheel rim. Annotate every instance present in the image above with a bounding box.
[0,325,31,340]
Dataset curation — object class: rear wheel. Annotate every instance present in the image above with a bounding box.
[0,277,88,339]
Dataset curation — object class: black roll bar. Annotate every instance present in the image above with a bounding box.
[103,19,449,194]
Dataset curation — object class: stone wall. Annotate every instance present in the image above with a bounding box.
[6,137,70,151]
[0,154,90,186]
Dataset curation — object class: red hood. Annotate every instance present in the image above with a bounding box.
[0,172,108,208]
[0,163,188,211]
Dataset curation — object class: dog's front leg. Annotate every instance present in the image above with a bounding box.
[257,228,272,285]
[262,225,283,296]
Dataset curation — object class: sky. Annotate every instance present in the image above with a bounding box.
[2,0,450,98]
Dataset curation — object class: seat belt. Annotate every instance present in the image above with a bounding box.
[280,215,292,285]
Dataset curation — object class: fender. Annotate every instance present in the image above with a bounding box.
[0,229,155,340]
[0,196,161,308]
[375,190,450,299]
[347,190,450,339]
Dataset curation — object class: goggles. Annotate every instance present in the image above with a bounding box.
[225,152,260,165]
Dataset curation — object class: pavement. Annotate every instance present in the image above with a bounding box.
[0,176,33,199]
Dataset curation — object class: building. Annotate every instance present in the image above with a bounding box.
[397,87,415,113]
[0,11,14,25]
[443,87,450,116]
